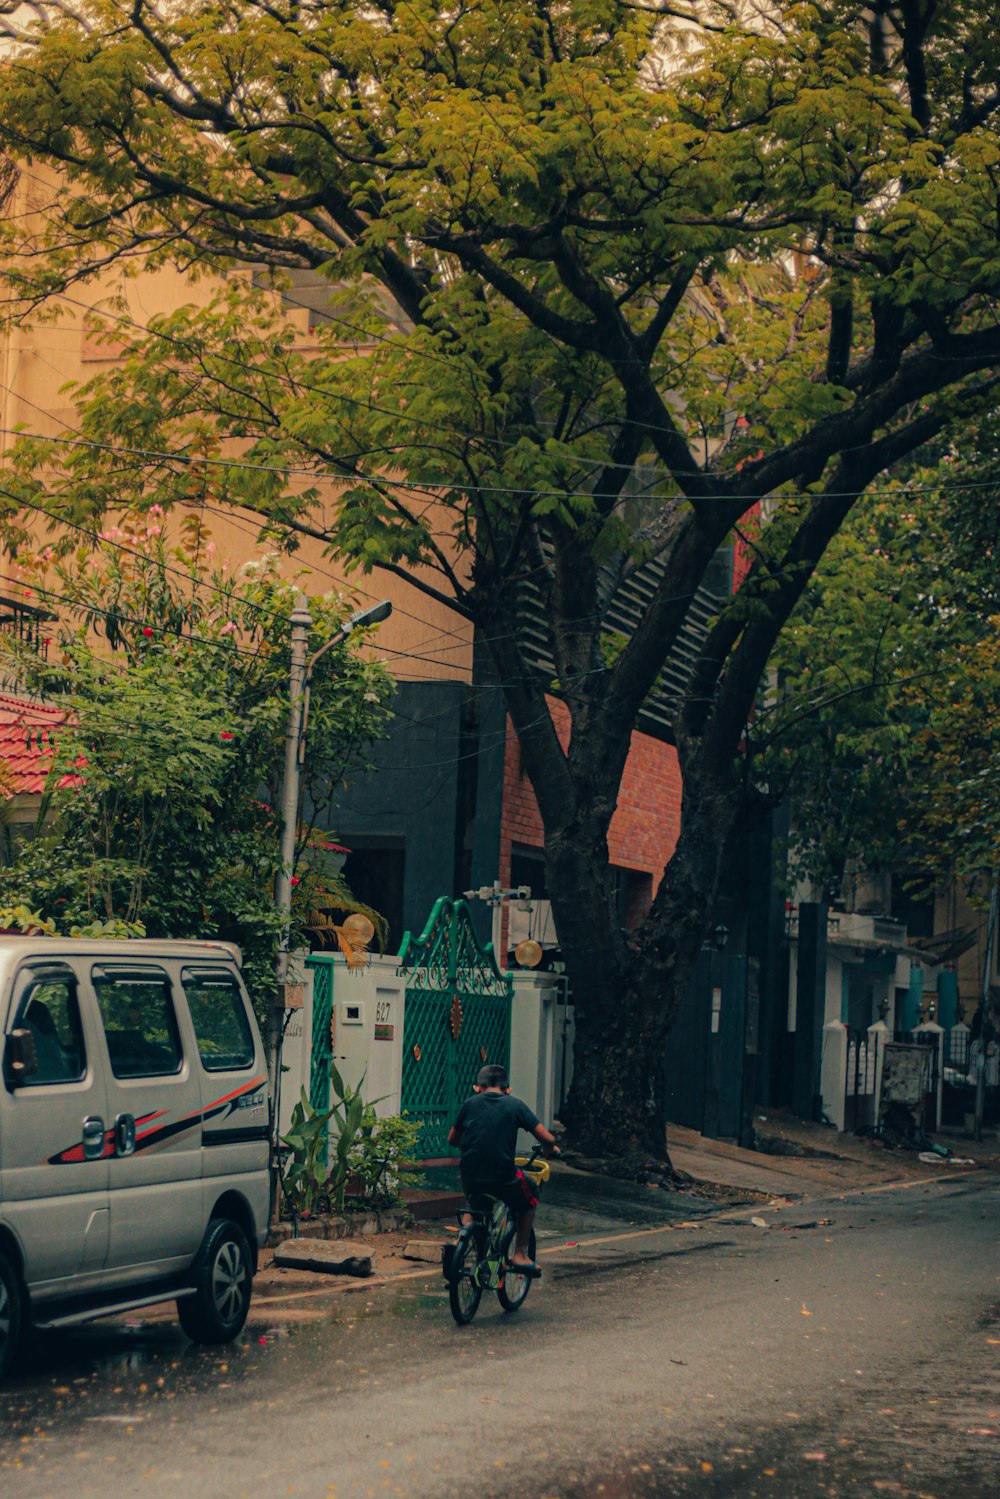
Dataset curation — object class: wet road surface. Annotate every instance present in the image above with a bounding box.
[1,1172,997,1498]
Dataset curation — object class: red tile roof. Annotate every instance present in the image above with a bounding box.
[0,694,78,795]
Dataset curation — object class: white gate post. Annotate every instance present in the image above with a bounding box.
[278,955,313,1135]
[868,1018,890,1124]
[821,1019,848,1130]
[509,970,560,1124]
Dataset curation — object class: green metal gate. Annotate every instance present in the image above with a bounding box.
[305,955,335,1114]
[399,898,512,1157]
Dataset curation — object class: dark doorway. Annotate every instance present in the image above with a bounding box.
[341,843,406,954]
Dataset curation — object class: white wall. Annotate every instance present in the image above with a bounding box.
[508,971,563,1125]
[280,956,571,1150]
[279,955,407,1124]
[277,951,313,1135]
[328,955,407,1112]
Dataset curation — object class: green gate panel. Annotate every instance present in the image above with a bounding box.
[399,898,513,1158]
[306,955,334,1114]
[399,991,450,1154]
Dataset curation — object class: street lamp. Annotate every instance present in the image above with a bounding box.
[267,595,393,1097]
[710,921,730,953]
[297,598,393,764]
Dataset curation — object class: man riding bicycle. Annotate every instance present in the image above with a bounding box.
[447,1064,560,1278]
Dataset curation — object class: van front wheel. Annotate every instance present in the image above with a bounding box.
[178,1218,253,1344]
[0,1247,25,1380]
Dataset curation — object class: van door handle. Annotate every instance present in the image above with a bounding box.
[82,1115,106,1161]
[114,1113,137,1157]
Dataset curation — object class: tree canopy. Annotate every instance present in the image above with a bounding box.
[2,1,999,1157]
[766,426,1000,900]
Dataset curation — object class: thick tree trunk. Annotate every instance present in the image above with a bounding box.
[550,758,745,1169]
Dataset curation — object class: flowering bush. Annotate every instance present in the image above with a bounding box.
[0,514,393,1012]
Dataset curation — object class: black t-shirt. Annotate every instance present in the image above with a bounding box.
[452,1091,541,1185]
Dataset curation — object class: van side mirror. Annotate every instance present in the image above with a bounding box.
[6,1028,39,1084]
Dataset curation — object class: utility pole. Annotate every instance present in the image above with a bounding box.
[269,596,394,1104]
[267,592,312,1104]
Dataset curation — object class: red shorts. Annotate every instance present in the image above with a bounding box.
[462,1167,538,1215]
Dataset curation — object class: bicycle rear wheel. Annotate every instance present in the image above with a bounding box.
[448,1232,483,1325]
[497,1228,537,1312]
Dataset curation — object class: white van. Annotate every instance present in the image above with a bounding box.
[0,936,271,1376]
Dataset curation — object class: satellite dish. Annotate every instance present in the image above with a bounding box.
[514,939,543,969]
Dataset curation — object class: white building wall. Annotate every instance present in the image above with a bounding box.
[280,956,569,1145]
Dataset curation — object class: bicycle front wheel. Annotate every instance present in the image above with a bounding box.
[497,1228,537,1313]
[448,1232,483,1326]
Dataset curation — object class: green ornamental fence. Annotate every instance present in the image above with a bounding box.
[398,898,512,1158]
[304,900,512,1159]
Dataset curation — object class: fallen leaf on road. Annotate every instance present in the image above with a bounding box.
[751,1217,769,1229]
[801,1306,813,1316]
[803,1452,826,1461]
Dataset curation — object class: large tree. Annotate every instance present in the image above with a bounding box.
[2,2,1000,1164]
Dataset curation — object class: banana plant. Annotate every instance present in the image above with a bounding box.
[327,1063,386,1213]
[280,1088,335,1217]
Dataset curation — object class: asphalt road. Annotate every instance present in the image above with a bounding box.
[2,1172,997,1499]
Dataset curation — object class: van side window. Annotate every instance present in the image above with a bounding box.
[181,969,255,1072]
[12,971,86,1085]
[92,967,183,1079]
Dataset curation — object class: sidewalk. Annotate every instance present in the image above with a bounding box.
[670,1108,1000,1195]
[253,1111,998,1298]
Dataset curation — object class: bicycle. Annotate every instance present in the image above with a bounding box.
[444,1146,551,1325]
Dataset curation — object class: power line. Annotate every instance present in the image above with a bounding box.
[0,568,286,665]
[0,571,569,779]
[2,488,298,630]
[5,418,999,507]
[5,465,616,679]
[11,160,1000,491]
[2,393,701,664]
[0,363,483,655]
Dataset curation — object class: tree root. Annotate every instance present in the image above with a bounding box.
[558,1148,694,1189]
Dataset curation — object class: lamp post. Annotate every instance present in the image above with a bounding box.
[266,596,393,1104]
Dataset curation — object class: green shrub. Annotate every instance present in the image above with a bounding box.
[349,1110,423,1208]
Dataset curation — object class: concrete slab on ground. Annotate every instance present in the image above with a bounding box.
[667,1123,909,1195]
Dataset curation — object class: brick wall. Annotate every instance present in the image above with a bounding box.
[499,695,681,897]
